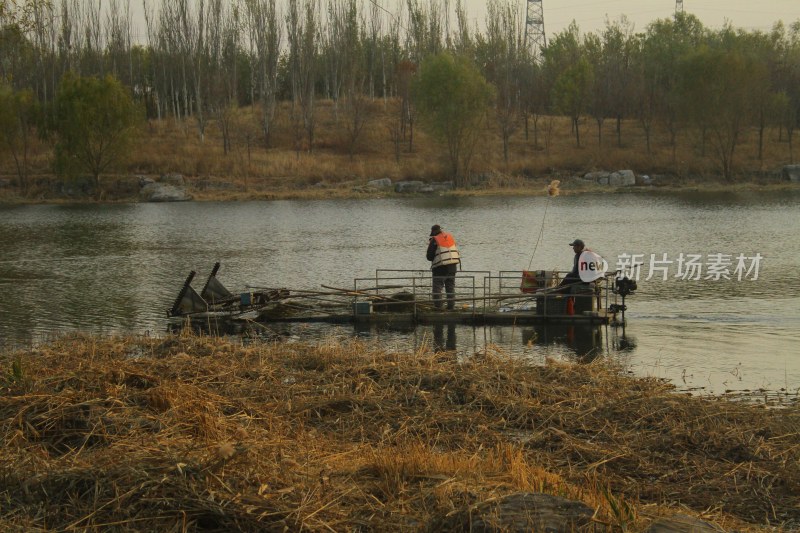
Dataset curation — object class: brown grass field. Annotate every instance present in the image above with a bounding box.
[1,333,798,531]
[1,98,798,202]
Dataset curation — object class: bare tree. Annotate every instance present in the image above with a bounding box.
[245,0,281,147]
[482,0,524,165]
[322,0,345,114]
[191,0,209,142]
[405,0,443,64]
[602,17,636,148]
[0,87,36,193]
[104,0,133,86]
[147,0,195,125]
[451,0,473,56]
[209,1,242,155]
[383,2,403,99]
[286,0,319,153]
[396,59,416,151]
[53,0,104,77]
[584,32,610,147]
[364,0,381,99]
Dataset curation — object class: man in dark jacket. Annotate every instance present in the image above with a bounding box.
[427,225,461,309]
[560,238,586,290]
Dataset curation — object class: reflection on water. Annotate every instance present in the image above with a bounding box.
[520,324,605,363]
[433,324,457,352]
[285,321,625,367]
[1,191,799,396]
[177,315,643,379]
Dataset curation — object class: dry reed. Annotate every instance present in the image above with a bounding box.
[1,333,798,531]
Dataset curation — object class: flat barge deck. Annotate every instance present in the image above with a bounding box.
[168,265,635,330]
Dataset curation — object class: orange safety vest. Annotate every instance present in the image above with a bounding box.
[431,232,461,269]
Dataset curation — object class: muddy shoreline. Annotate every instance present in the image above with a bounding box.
[1,173,798,205]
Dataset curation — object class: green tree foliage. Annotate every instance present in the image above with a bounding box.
[543,22,592,147]
[737,28,784,163]
[552,57,593,148]
[51,73,140,188]
[0,84,37,191]
[598,17,637,148]
[635,13,708,158]
[413,52,494,186]
[779,21,800,162]
[676,43,763,180]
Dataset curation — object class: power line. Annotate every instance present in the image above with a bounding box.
[366,0,407,32]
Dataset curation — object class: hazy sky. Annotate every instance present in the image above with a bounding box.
[128,1,800,42]
[459,0,800,36]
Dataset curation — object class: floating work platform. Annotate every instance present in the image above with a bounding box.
[168,264,636,332]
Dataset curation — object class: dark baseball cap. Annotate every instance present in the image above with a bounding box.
[430,225,442,236]
[569,239,585,247]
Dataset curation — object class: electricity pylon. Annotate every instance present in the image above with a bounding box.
[524,0,546,59]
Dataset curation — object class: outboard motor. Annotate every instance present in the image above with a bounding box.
[611,276,637,324]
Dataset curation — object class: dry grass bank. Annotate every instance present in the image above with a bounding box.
[129,100,797,184]
[1,98,797,203]
[1,334,798,531]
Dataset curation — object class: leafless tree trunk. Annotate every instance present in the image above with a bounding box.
[286,0,318,153]
[451,0,472,56]
[245,0,281,147]
[344,89,369,160]
[104,0,133,86]
[323,0,352,117]
[366,1,382,99]
[206,0,240,155]
[191,0,208,143]
[485,1,524,166]
[405,0,443,64]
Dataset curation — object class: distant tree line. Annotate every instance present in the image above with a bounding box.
[1,0,800,187]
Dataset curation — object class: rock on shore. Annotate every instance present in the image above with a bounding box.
[138,174,192,202]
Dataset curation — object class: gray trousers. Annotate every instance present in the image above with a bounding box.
[432,264,457,309]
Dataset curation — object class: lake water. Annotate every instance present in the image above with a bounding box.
[1,190,798,398]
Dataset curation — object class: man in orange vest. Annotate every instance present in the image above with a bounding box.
[427,224,461,310]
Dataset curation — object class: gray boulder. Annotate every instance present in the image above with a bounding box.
[645,513,726,533]
[782,164,800,183]
[394,180,425,193]
[427,492,601,532]
[367,178,392,189]
[137,175,155,188]
[609,169,636,187]
[585,171,611,184]
[139,182,192,202]
[160,173,186,186]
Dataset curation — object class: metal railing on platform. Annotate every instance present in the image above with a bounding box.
[349,269,620,318]
[353,270,491,317]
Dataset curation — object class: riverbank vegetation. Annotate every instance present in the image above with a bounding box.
[1,334,798,531]
[1,1,800,201]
